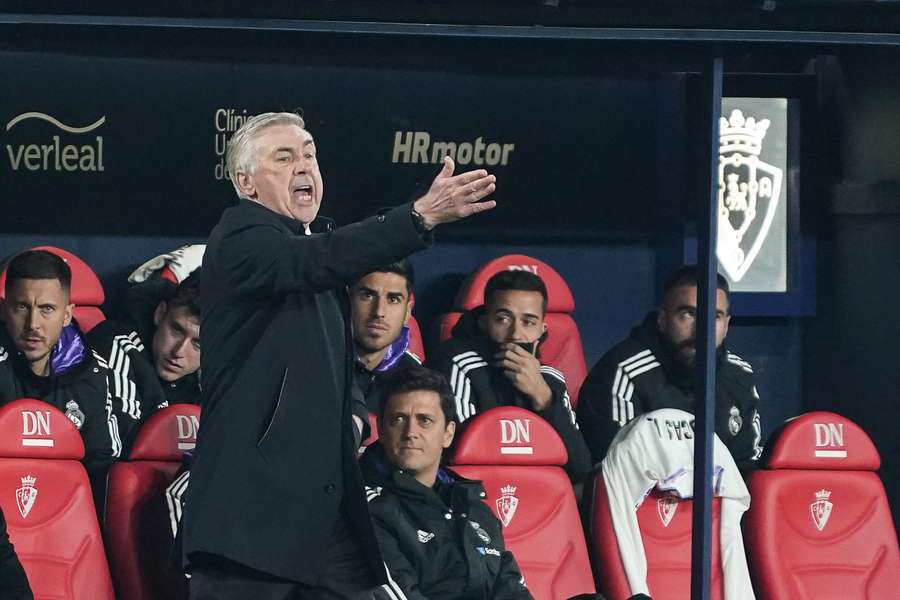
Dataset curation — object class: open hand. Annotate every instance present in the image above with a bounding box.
[412,157,496,229]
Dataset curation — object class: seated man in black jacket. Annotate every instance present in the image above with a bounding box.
[351,259,422,414]
[576,266,763,473]
[430,270,591,484]
[360,366,532,600]
[0,250,118,504]
[87,270,202,452]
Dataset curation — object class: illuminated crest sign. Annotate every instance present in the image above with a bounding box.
[717,109,783,282]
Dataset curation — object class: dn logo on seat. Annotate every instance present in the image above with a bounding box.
[499,419,533,455]
[814,423,846,458]
[175,414,200,450]
[21,411,54,448]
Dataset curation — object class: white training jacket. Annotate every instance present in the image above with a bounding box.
[600,408,755,600]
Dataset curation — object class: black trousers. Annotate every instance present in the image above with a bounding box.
[188,511,377,600]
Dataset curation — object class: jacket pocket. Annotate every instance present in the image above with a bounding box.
[258,367,288,447]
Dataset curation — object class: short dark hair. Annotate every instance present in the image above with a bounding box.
[5,250,72,294]
[351,259,414,295]
[161,268,202,321]
[483,269,548,314]
[661,265,730,308]
[379,366,458,426]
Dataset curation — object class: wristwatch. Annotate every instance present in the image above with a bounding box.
[410,204,428,234]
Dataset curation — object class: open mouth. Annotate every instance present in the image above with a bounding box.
[292,184,313,201]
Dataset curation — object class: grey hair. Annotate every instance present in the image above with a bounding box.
[226,112,307,200]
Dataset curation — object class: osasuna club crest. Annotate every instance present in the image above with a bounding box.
[657,495,679,528]
[496,485,519,528]
[16,475,38,519]
[810,489,833,532]
[717,109,783,282]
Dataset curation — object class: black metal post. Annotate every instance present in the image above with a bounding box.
[689,53,722,600]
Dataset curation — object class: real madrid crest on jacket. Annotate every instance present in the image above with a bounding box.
[577,313,762,473]
[359,443,532,600]
[0,324,116,473]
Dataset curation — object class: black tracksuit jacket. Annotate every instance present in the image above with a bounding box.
[360,444,533,600]
[86,279,200,454]
[576,314,763,473]
[0,507,33,600]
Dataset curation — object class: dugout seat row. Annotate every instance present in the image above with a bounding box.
[0,398,197,600]
[590,410,900,600]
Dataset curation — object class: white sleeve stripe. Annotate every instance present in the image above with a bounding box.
[449,353,487,424]
[382,562,409,600]
[165,470,191,537]
[611,351,661,426]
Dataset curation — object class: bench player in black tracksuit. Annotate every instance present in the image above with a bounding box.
[577,266,763,473]
[87,270,202,454]
[360,366,532,600]
[429,269,591,484]
[0,250,119,510]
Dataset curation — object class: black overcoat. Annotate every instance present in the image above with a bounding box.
[182,199,428,583]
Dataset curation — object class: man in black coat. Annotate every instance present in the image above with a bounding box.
[359,366,532,600]
[576,266,763,473]
[182,111,497,599]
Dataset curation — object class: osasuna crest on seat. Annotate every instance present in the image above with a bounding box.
[717,109,783,282]
[810,489,834,532]
[496,484,519,527]
[16,474,38,518]
[657,494,678,527]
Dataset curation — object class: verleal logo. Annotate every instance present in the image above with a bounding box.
[5,111,106,172]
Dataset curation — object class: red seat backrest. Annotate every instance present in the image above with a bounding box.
[592,480,725,600]
[105,405,200,600]
[406,314,426,363]
[436,255,587,406]
[0,246,106,333]
[745,411,900,600]
[0,398,115,599]
[450,406,595,599]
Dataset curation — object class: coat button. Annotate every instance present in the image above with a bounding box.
[324,484,336,494]
[444,513,452,520]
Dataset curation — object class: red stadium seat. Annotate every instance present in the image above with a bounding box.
[450,406,595,599]
[0,245,106,333]
[592,482,725,600]
[745,411,900,600]
[436,255,587,406]
[105,405,200,600]
[406,314,426,363]
[0,398,115,600]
